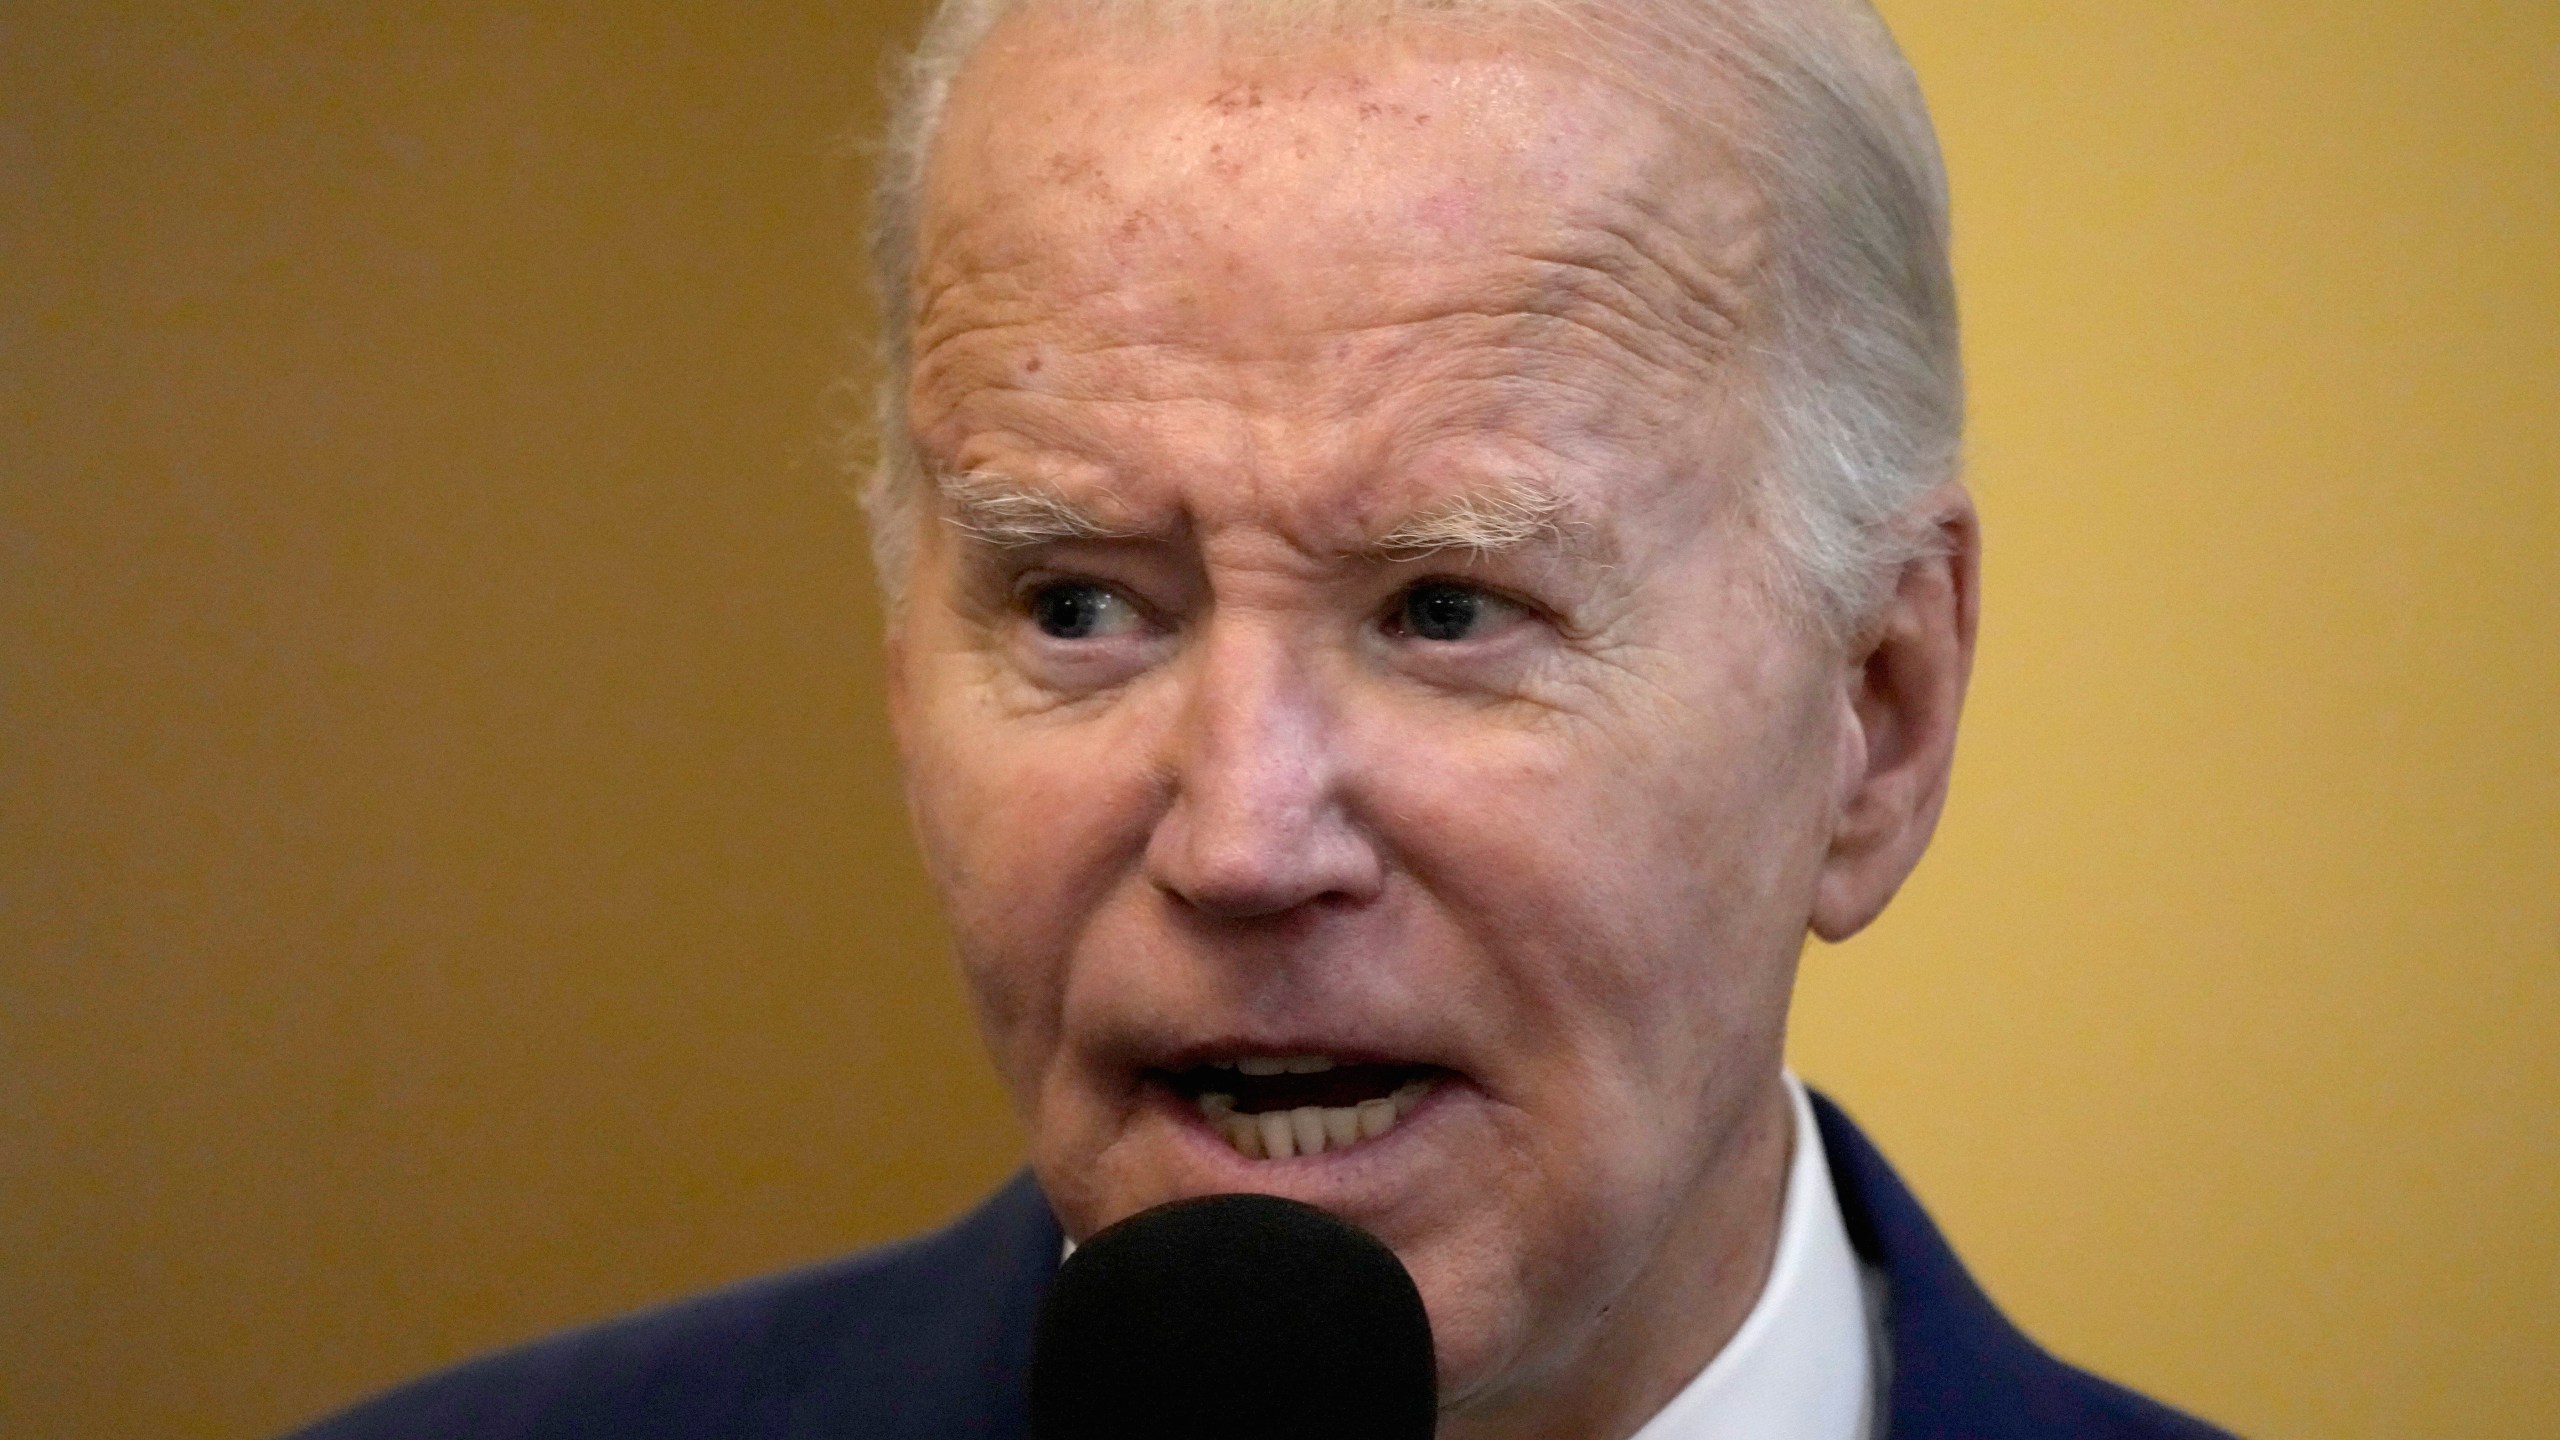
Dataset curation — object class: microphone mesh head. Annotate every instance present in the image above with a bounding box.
[1030,1192,1437,1440]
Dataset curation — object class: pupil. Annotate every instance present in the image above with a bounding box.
[1406,583,1479,642]
[1034,585,1105,639]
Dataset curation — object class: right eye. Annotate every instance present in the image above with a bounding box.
[1025,580,1145,640]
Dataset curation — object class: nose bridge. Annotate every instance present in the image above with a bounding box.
[1189,618,1322,800]
[1147,612,1379,917]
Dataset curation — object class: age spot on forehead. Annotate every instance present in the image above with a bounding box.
[1413,186,1480,237]
[1206,81,1266,113]
[1044,147,1115,202]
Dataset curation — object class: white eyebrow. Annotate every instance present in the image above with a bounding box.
[934,470,1600,565]
[933,470,1144,548]
[1372,483,1590,562]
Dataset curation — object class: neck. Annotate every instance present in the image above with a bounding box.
[1439,1072,1798,1440]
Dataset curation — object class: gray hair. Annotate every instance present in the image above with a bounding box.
[853,0,1960,639]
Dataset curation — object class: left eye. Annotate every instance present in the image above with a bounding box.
[1386,581,1521,643]
[1026,581,1145,640]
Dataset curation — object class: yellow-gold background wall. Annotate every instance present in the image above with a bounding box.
[3,3,2551,1436]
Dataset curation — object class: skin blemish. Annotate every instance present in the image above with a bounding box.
[1206,82,1266,113]
[1044,149,1117,203]
[1416,187,1479,235]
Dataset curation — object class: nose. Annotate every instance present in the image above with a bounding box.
[1143,627,1384,919]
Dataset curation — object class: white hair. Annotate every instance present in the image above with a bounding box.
[852,0,1960,640]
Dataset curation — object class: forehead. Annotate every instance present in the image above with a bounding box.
[923,14,1759,342]
[909,12,1769,540]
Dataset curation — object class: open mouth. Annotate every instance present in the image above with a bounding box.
[1159,1056,1448,1160]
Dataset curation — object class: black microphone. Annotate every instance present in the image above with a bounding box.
[1030,1192,1437,1440]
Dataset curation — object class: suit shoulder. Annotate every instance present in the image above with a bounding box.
[1884,1239,2242,1439]
[286,1172,1058,1440]
[2039,1364,2242,1439]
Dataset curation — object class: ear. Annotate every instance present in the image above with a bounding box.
[1810,485,1981,943]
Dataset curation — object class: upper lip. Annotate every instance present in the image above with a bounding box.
[1140,1036,1455,1075]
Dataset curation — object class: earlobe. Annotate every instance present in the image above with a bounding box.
[1809,487,1980,943]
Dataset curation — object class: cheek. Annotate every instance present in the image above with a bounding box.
[1372,684,1825,965]
[899,666,1171,1060]
[1355,646,1837,1112]
[1361,719,1821,1384]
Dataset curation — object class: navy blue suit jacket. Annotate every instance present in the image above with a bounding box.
[291,1094,2237,1439]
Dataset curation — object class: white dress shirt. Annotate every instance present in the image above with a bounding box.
[1625,1072,1882,1440]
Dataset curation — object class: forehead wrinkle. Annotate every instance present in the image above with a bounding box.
[918,229,1750,423]
[915,267,1722,450]
[911,232,1125,355]
[1521,217,1757,377]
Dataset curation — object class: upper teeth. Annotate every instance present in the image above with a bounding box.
[1193,1078,1436,1161]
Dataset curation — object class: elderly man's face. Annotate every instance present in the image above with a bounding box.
[890,14,1949,1433]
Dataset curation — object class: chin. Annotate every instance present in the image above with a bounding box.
[1403,1243,1546,1407]
[1038,1090,1585,1416]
